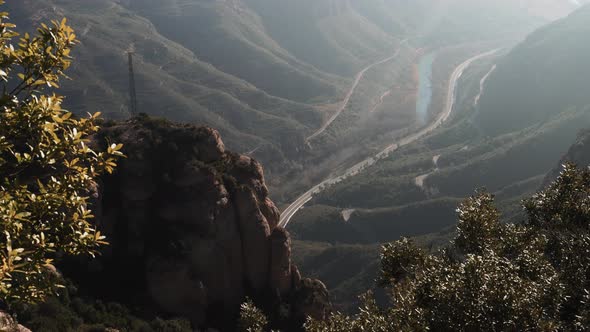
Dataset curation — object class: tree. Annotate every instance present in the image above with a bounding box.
[238,298,269,332]
[305,163,590,331]
[0,2,121,306]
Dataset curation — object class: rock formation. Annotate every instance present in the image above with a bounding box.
[62,115,330,331]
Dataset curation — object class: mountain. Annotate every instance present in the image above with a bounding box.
[124,0,348,102]
[290,3,590,311]
[3,0,590,327]
[3,0,579,182]
[475,4,590,136]
[17,117,330,331]
[294,2,590,241]
[5,0,329,176]
[126,0,568,80]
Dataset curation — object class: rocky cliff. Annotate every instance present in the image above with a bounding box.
[62,115,330,331]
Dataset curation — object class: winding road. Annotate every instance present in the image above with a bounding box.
[279,48,500,228]
[306,40,409,143]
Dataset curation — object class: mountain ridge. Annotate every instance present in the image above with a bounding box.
[5,0,579,183]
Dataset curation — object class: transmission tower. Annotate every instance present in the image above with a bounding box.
[127,51,138,116]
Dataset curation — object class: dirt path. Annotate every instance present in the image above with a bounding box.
[415,154,441,189]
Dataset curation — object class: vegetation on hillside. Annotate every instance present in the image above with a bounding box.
[15,283,191,332]
[4,0,327,179]
[476,5,590,136]
[293,12,590,305]
[244,163,590,331]
[0,4,121,307]
[3,0,565,184]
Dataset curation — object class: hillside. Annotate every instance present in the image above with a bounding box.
[5,0,328,176]
[124,0,347,102]
[4,0,590,329]
[15,117,330,331]
[293,2,590,239]
[3,0,577,186]
[3,0,590,328]
[291,4,590,311]
[476,4,590,136]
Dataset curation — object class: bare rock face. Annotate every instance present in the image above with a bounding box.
[292,279,332,321]
[270,228,293,295]
[64,116,330,331]
[236,187,271,291]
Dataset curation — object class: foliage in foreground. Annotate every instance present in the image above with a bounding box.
[238,298,270,332]
[0,3,121,306]
[304,163,590,331]
[14,281,191,332]
[241,163,590,331]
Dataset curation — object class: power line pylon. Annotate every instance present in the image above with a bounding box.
[127,51,138,116]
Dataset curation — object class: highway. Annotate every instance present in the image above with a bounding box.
[305,39,409,143]
[279,48,499,228]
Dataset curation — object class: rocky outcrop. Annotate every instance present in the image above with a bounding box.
[291,279,331,321]
[63,116,330,331]
[270,228,293,296]
[236,187,272,291]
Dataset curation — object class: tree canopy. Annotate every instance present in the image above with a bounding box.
[304,163,590,331]
[241,163,590,331]
[0,2,121,306]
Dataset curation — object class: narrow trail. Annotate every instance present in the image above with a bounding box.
[280,49,500,228]
[306,40,409,143]
[415,154,441,189]
[369,90,393,113]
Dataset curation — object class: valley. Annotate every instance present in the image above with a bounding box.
[280,48,501,227]
[5,0,571,190]
[14,2,585,315]
[3,0,590,330]
[306,39,409,143]
[290,5,590,311]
